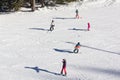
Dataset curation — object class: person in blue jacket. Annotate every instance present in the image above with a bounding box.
[75,9,79,19]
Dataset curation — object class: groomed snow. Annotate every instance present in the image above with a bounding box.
[0,0,120,80]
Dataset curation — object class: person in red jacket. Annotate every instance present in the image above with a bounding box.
[87,22,90,31]
[73,42,80,53]
[61,59,67,76]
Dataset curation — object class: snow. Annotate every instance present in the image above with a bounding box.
[0,0,120,80]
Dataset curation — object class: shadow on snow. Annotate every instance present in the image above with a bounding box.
[53,17,76,19]
[54,48,73,53]
[68,28,88,31]
[65,41,120,55]
[78,66,120,77]
[29,28,49,31]
[81,44,120,55]
[25,66,61,75]
[65,41,76,45]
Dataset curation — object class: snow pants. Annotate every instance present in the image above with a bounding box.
[50,25,54,31]
[61,67,67,75]
[73,48,79,53]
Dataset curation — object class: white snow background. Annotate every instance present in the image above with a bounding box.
[0,0,120,80]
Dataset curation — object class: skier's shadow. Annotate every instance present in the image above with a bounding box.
[81,45,120,55]
[68,28,88,31]
[53,17,76,19]
[65,41,120,55]
[29,28,49,31]
[54,48,73,53]
[24,66,61,75]
[77,66,120,77]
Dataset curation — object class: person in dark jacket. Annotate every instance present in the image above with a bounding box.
[61,59,67,76]
[73,42,80,53]
[49,20,55,31]
[75,9,79,19]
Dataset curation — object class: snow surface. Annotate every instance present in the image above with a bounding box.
[0,0,120,80]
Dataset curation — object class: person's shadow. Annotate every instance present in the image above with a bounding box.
[54,48,73,53]
[68,28,88,31]
[53,17,76,19]
[29,28,49,31]
[24,66,61,75]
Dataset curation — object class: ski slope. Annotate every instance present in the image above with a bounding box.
[0,0,120,80]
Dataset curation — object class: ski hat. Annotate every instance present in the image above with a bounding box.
[78,42,80,44]
[63,59,66,61]
[52,20,54,22]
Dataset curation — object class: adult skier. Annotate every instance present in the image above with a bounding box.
[61,59,67,76]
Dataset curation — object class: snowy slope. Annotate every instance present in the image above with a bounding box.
[0,0,120,80]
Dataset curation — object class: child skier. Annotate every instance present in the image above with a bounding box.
[87,22,90,31]
[61,59,67,76]
[73,42,80,53]
[49,20,55,31]
[75,9,79,19]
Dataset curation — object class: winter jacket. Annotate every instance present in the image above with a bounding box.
[62,59,66,68]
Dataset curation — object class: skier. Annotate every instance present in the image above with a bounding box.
[73,42,80,53]
[87,22,90,31]
[75,9,79,19]
[49,20,55,31]
[61,59,67,76]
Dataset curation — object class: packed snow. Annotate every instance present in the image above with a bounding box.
[0,0,120,80]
